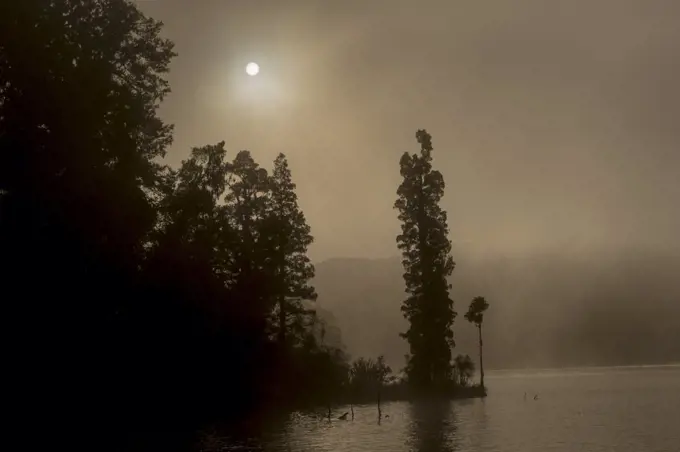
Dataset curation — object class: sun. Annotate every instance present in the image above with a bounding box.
[245,62,260,76]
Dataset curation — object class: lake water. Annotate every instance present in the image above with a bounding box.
[198,365,680,452]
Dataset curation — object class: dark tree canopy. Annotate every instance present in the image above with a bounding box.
[1,0,175,190]
[0,0,180,436]
[223,150,276,331]
[395,129,456,390]
[267,153,317,345]
[0,0,175,291]
[0,0,177,346]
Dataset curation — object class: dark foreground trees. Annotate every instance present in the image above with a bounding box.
[1,3,488,444]
[147,143,336,411]
[1,0,177,426]
[395,130,457,391]
[0,0,346,439]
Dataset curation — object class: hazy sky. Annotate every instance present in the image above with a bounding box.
[138,0,680,261]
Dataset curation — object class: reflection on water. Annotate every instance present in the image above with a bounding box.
[196,365,680,452]
[407,400,457,452]
[196,401,471,452]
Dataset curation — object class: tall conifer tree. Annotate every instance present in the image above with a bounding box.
[267,153,317,345]
[394,130,456,389]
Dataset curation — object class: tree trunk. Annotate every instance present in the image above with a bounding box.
[478,324,484,388]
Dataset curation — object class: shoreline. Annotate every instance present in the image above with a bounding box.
[296,384,487,414]
[205,385,488,438]
[487,363,680,376]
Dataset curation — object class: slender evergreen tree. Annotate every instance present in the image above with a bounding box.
[267,153,317,345]
[394,129,456,390]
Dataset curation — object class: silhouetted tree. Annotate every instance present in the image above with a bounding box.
[223,150,274,334]
[0,0,175,277]
[145,141,233,328]
[146,142,344,416]
[0,0,180,438]
[465,296,490,388]
[266,153,317,346]
[151,142,229,273]
[394,130,456,390]
[452,354,475,387]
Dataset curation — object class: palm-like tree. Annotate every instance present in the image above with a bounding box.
[465,296,490,388]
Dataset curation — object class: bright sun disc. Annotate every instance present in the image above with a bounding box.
[246,62,259,76]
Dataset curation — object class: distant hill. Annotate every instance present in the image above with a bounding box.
[312,247,680,370]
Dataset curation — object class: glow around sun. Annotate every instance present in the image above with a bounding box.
[246,62,260,76]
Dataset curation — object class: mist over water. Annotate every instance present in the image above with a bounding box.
[313,252,680,371]
[199,365,680,451]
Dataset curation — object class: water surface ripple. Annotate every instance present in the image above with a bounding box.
[199,365,680,452]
